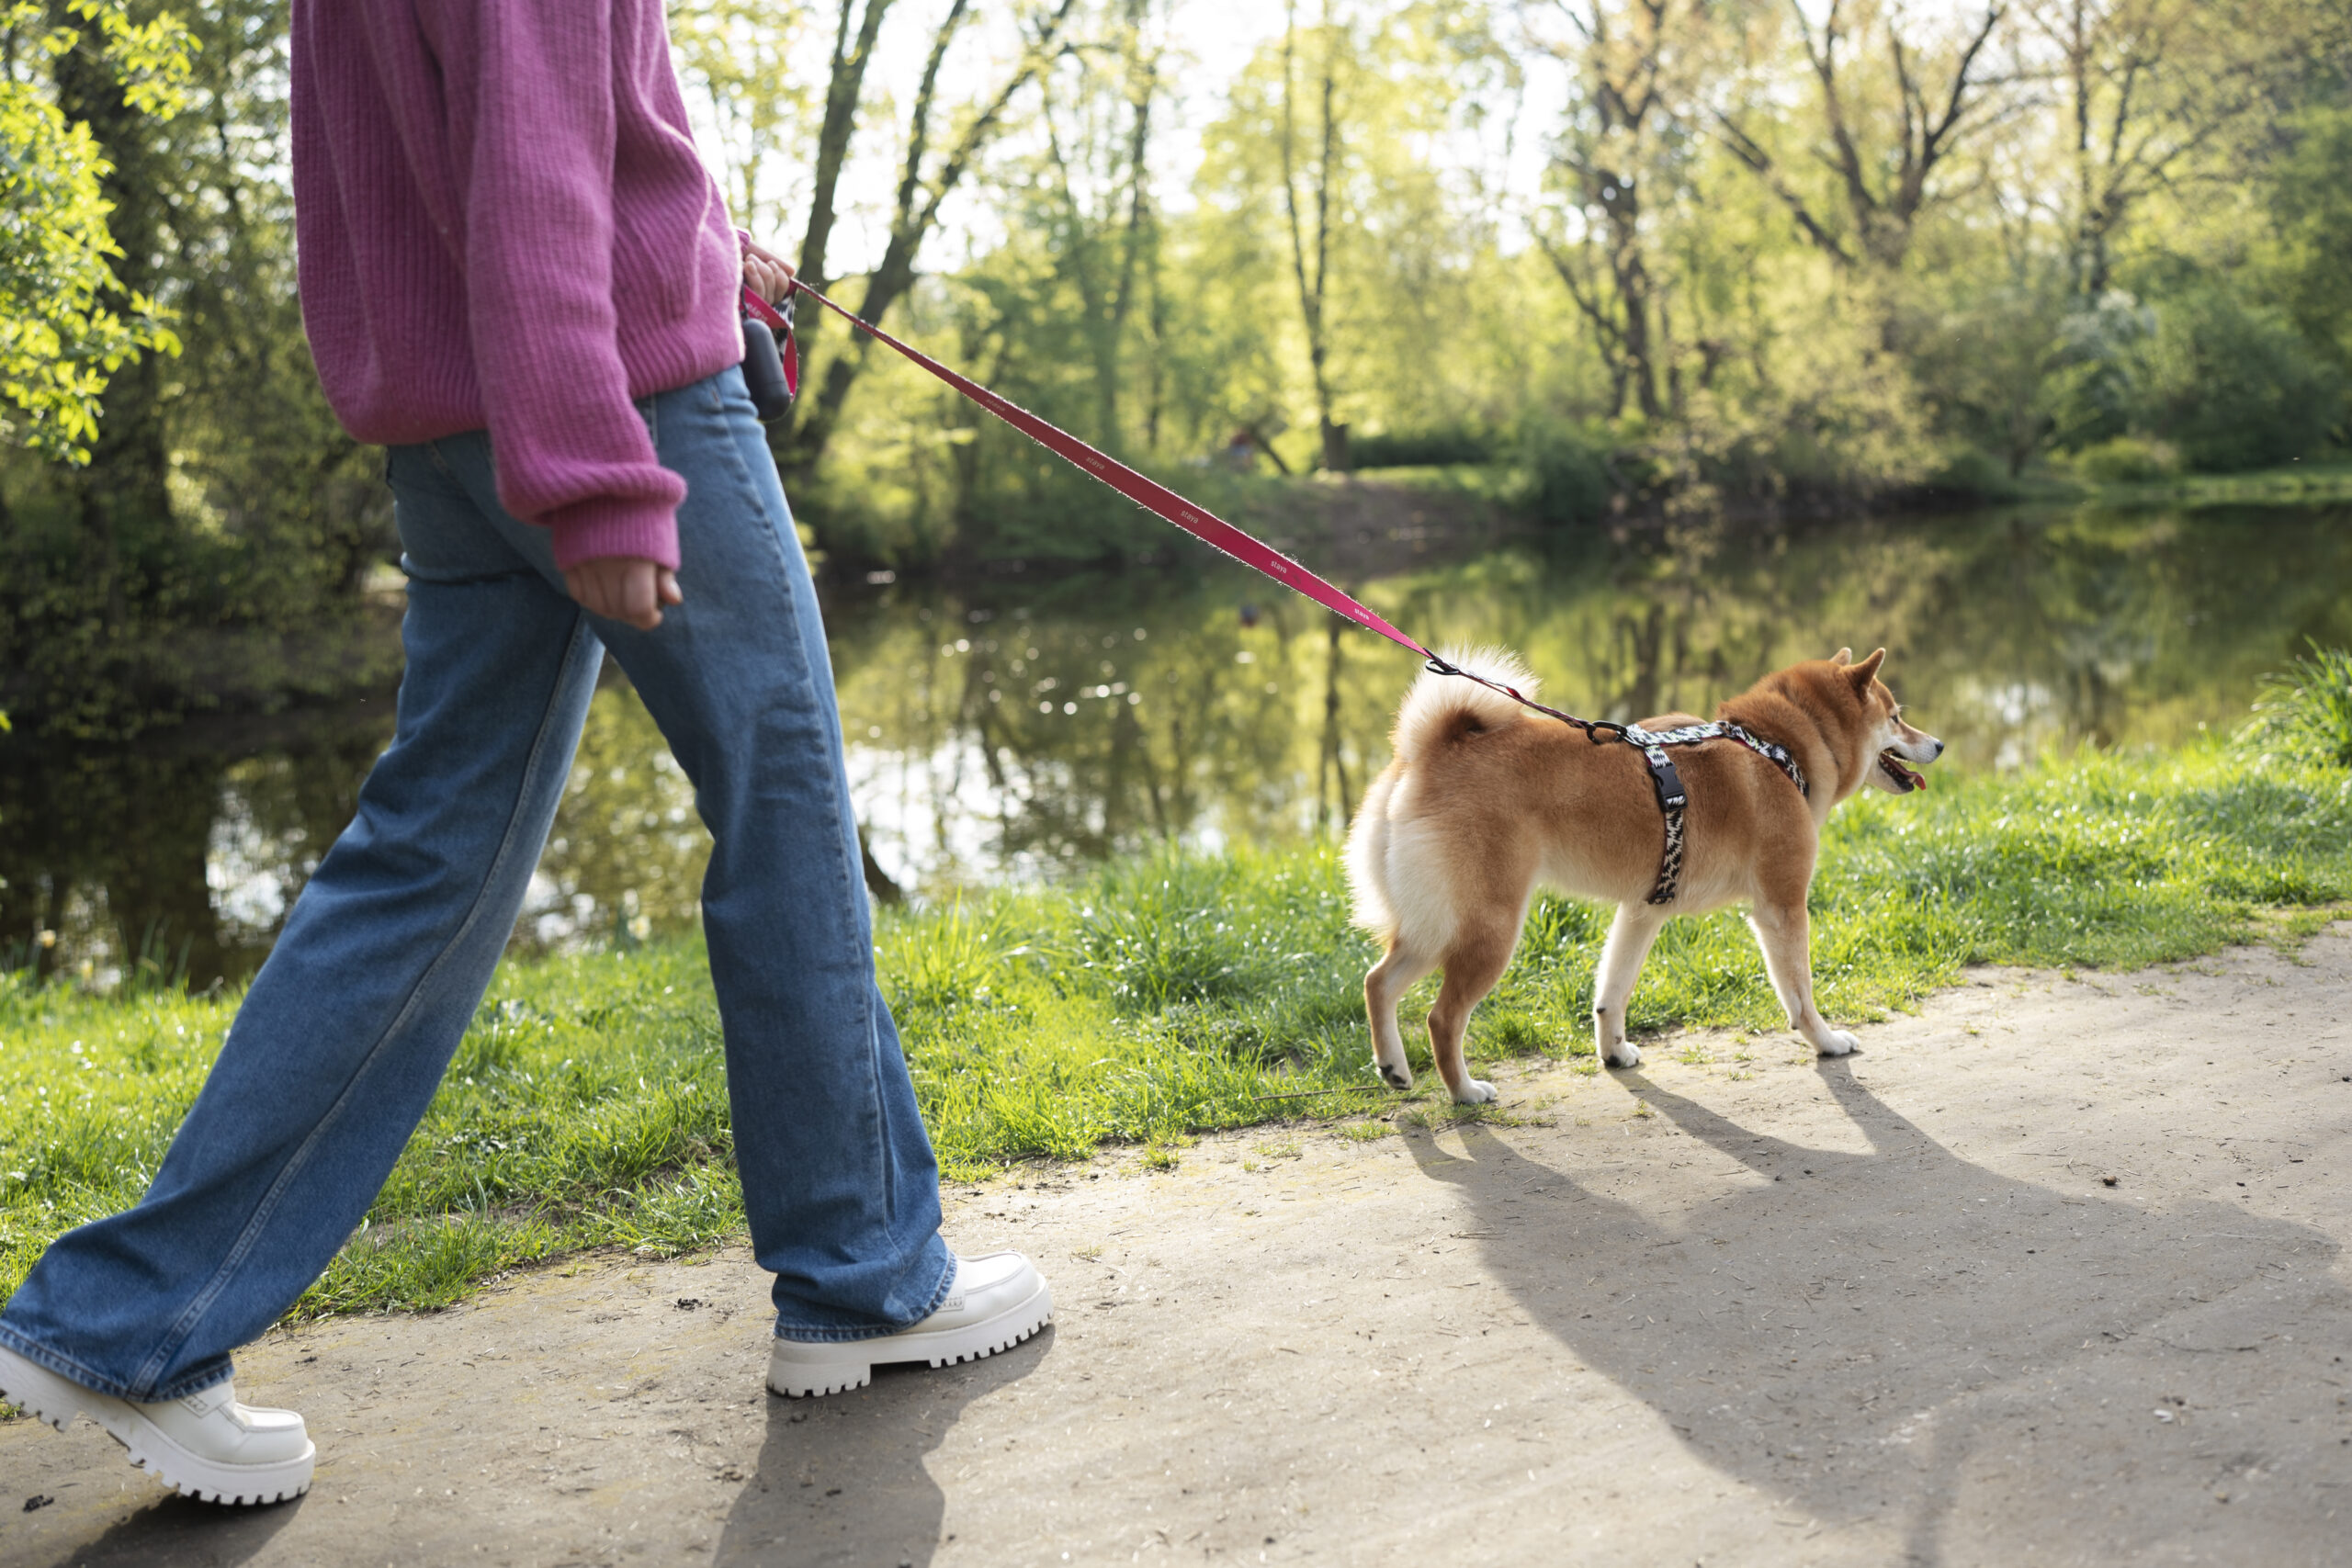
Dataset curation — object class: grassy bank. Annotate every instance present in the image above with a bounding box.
[4,737,2348,1321]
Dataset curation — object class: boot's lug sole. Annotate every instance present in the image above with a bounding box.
[766,1277,1053,1398]
[0,1344,314,1506]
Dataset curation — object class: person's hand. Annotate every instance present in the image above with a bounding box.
[741,237,797,304]
[563,558,681,631]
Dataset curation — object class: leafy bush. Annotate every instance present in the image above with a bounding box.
[2251,642,2352,769]
[1349,426,1498,468]
[2131,288,2344,471]
[1513,419,1617,525]
[2041,291,2158,454]
[2262,105,2352,380]
[2074,435,2182,484]
[1924,447,2018,499]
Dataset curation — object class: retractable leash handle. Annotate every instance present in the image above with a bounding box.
[741,286,798,423]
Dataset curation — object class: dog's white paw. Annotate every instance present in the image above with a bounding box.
[1602,1042,1641,1069]
[1453,1078,1497,1105]
[1376,1055,1414,1090]
[1816,1029,1859,1057]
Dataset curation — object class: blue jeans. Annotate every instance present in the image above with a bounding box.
[0,367,953,1401]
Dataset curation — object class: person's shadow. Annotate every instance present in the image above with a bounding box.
[714,1328,1050,1568]
[1402,1061,2346,1562]
[1,1492,302,1568]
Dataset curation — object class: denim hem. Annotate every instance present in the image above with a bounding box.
[770,1250,958,1345]
[0,1322,231,1404]
[0,1322,130,1400]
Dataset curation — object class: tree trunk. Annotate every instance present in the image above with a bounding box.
[786,0,1077,482]
[1042,10,1160,458]
[1601,175,1662,421]
[1283,2,1347,471]
[774,0,895,457]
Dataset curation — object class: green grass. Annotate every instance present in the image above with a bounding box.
[4,735,2349,1321]
[2252,641,2352,770]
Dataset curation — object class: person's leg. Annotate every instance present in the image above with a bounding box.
[0,443,602,1401]
[424,370,956,1337]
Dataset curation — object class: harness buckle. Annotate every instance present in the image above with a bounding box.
[1644,750,1686,811]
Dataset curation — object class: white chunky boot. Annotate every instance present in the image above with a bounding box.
[0,1342,314,1505]
[766,1251,1053,1397]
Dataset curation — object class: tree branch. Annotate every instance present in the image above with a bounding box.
[1712,111,1857,265]
[1920,5,2007,171]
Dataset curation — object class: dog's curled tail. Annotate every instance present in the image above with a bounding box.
[1393,646,1537,760]
[1346,648,1536,937]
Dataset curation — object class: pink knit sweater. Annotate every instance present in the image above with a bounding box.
[290,0,743,570]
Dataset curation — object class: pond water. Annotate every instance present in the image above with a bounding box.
[6,501,2347,988]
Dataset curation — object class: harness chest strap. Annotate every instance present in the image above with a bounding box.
[1634,721,1808,906]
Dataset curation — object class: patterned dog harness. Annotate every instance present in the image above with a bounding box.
[1617,721,1808,905]
[1413,654,1808,908]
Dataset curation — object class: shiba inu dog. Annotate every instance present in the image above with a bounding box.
[1346,648,1942,1102]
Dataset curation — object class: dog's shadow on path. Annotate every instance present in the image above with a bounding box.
[1403,1062,2347,1560]
[712,1328,1049,1568]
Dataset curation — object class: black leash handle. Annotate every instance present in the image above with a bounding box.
[741,297,796,423]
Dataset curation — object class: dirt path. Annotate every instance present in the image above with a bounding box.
[7,929,2352,1568]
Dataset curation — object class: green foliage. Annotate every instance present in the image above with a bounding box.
[1912,285,2072,477]
[6,728,2349,1318]
[2251,643,2352,770]
[0,1,391,739]
[1351,426,1498,469]
[2126,285,2346,472]
[2259,104,2352,379]
[0,0,190,461]
[1515,417,1620,526]
[2073,435,2183,485]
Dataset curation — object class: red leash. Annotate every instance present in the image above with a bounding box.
[775,278,1613,739]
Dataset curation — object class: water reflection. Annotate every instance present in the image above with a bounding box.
[3,504,2345,988]
[0,706,388,988]
[836,504,2352,887]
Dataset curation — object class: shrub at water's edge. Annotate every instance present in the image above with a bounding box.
[3,733,2348,1320]
[2251,642,2352,771]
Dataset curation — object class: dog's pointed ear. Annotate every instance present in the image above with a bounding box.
[1832,648,1853,666]
[1847,648,1886,687]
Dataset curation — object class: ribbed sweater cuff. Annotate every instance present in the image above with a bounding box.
[544,495,682,572]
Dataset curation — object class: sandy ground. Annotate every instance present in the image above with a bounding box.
[5,927,2351,1568]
